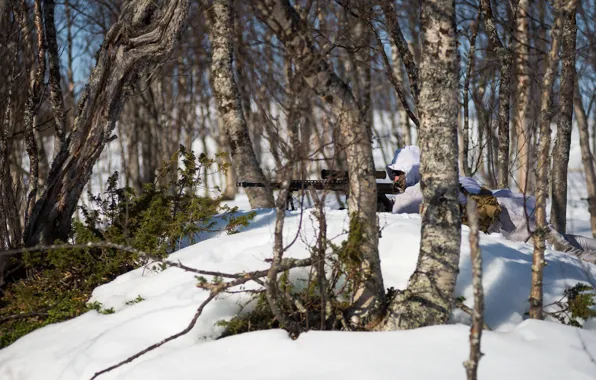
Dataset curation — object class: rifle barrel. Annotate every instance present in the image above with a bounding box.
[236,182,281,188]
[237,180,401,194]
[321,169,387,180]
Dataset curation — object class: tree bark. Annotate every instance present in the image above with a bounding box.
[23,0,192,246]
[391,45,411,146]
[353,15,373,139]
[575,80,596,237]
[254,0,383,324]
[370,17,419,128]
[0,42,20,252]
[462,18,479,177]
[529,1,565,320]
[44,0,67,153]
[209,0,274,209]
[512,0,531,193]
[65,0,75,128]
[380,0,461,330]
[480,0,513,189]
[550,5,577,234]
[381,0,419,104]
[463,200,484,380]
[16,0,45,227]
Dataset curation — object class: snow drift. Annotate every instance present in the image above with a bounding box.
[1,207,596,380]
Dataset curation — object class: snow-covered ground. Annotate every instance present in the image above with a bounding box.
[2,111,596,379]
[1,189,596,379]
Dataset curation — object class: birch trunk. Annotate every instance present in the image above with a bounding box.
[209,0,274,209]
[462,20,478,177]
[254,0,383,324]
[529,1,565,320]
[575,81,596,237]
[354,18,373,138]
[513,0,531,193]
[23,0,191,246]
[463,200,484,380]
[480,0,512,189]
[550,5,577,233]
[380,0,461,330]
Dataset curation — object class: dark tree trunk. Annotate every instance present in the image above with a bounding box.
[462,19,479,177]
[381,0,419,104]
[23,0,191,246]
[480,0,513,189]
[550,5,577,234]
[575,80,596,237]
[16,0,45,226]
[44,0,67,152]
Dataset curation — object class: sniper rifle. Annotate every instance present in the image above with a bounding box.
[236,170,401,212]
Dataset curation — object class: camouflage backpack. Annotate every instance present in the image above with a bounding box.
[459,185,501,233]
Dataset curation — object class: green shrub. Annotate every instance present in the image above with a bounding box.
[544,283,596,327]
[0,146,254,348]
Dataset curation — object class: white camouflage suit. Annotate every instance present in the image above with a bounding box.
[386,146,596,264]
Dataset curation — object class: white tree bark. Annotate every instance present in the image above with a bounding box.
[529,0,566,320]
[379,0,461,330]
[209,0,274,209]
[512,0,531,193]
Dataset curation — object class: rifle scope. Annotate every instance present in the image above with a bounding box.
[321,169,387,180]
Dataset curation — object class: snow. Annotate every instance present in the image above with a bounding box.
[2,113,596,379]
[1,203,596,380]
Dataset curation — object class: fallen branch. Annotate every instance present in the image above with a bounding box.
[0,311,50,324]
[90,292,217,380]
[78,242,312,379]
[0,242,311,280]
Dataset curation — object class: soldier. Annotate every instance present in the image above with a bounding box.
[386,146,596,264]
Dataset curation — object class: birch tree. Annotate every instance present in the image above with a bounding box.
[253,0,384,325]
[480,0,514,189]
[209,0,274,209]
[379,0,461,330]
[512,0,531,193]
[574,81,596,237]
[550,1,577,233]
[529,0,565,320]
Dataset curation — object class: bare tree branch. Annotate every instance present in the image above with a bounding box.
[463,200,485,380]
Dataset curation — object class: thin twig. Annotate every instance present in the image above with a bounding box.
[463,200,485,380]
[90,292,217,380]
